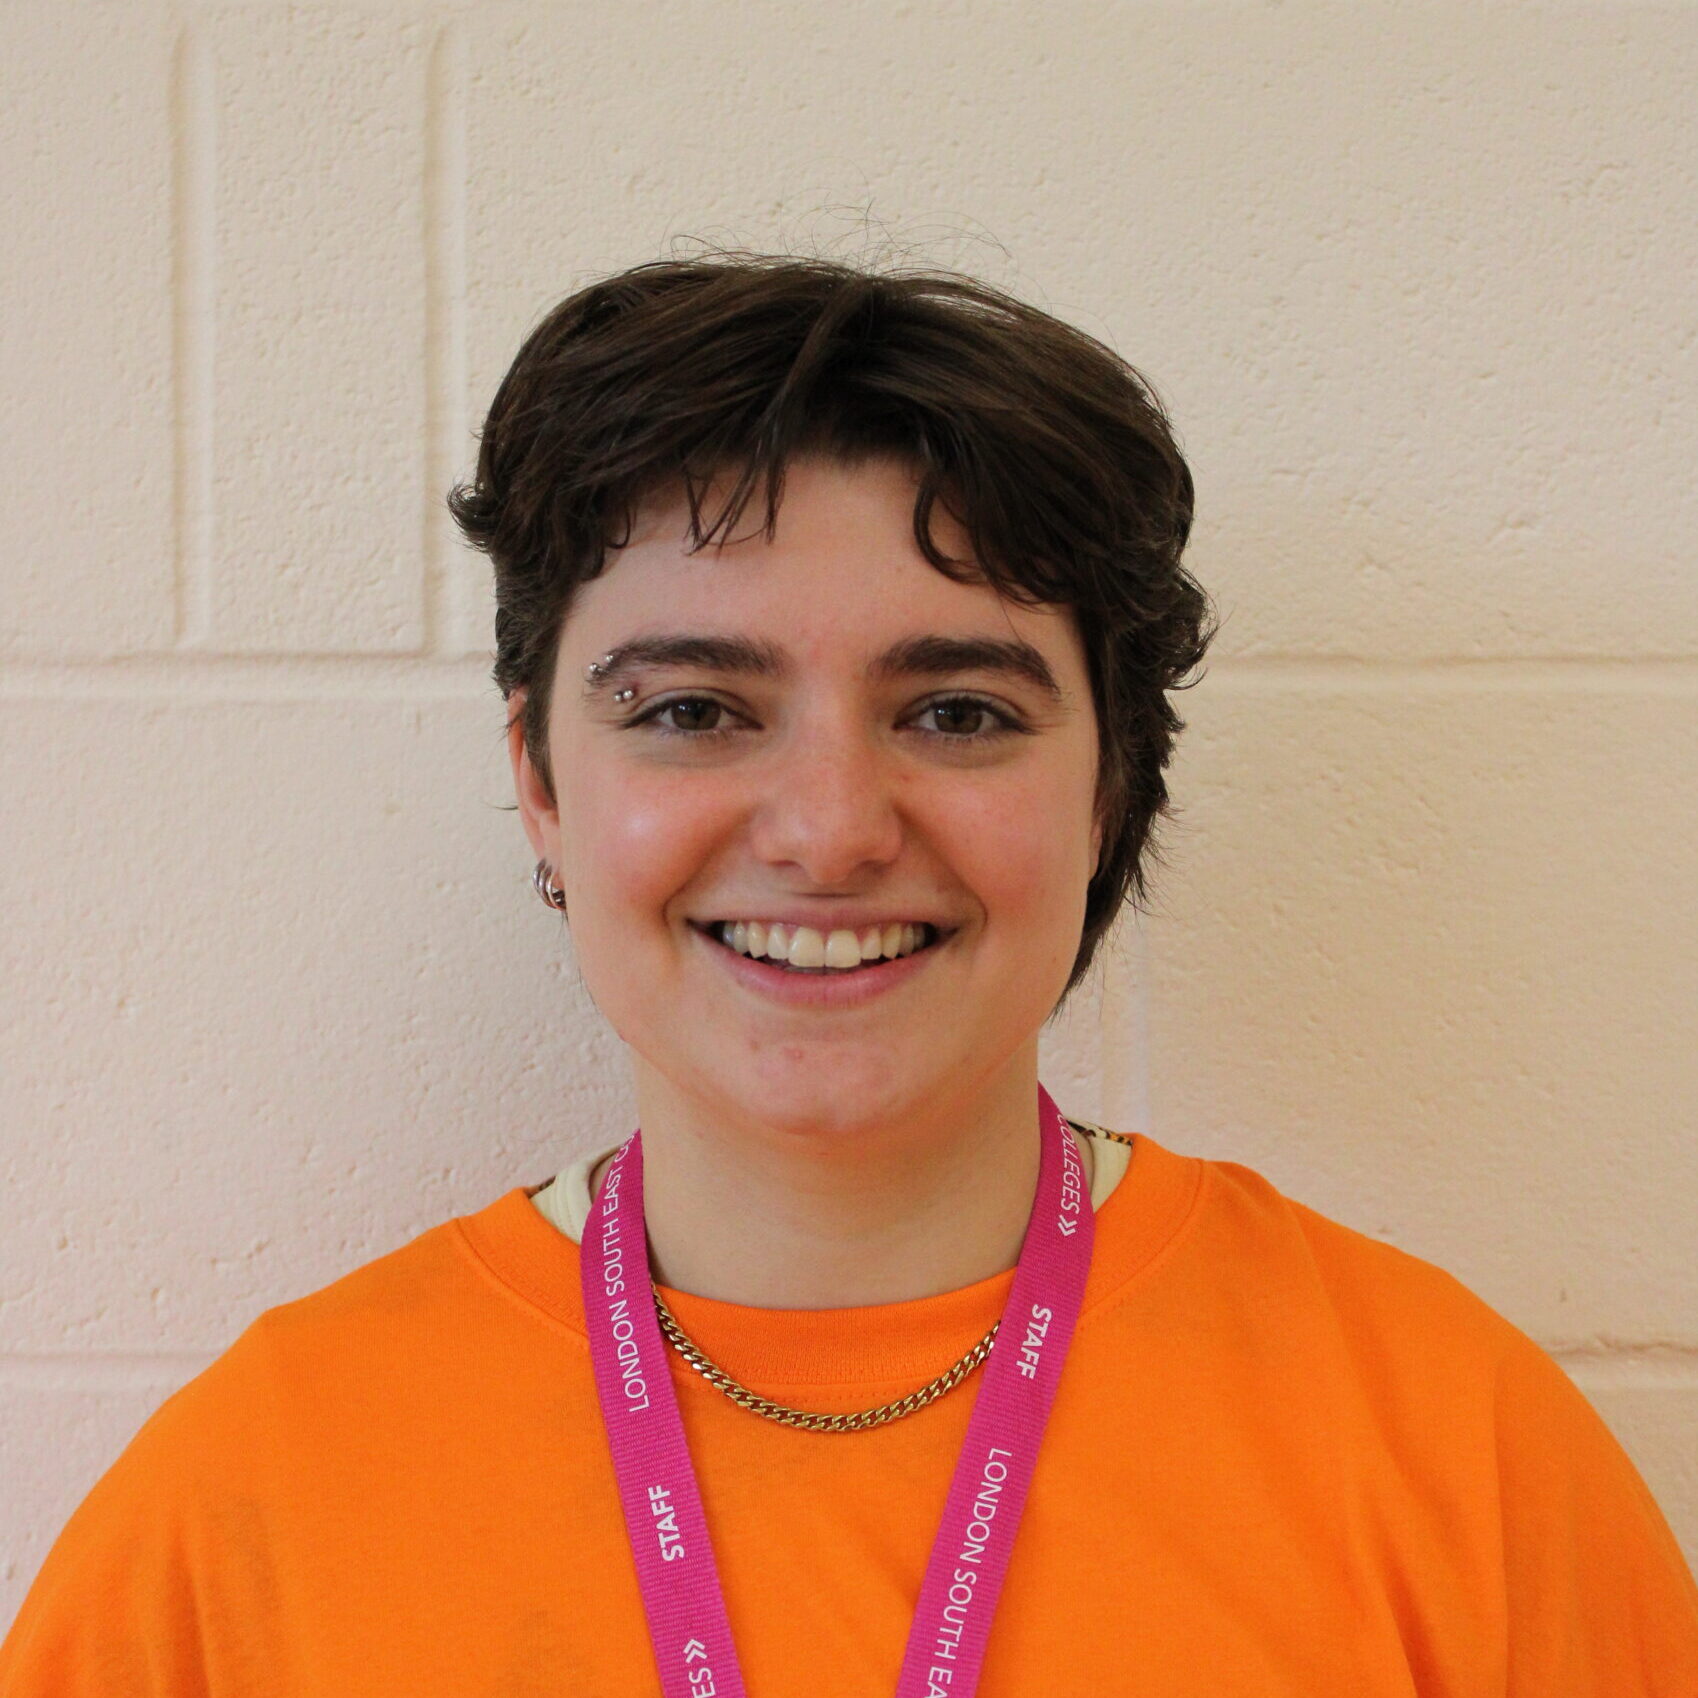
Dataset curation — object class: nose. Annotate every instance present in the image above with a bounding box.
[744,709,905,887]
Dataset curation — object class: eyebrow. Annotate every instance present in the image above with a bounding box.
[581,632,1066,704]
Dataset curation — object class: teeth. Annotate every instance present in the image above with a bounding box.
[711,920,936,969]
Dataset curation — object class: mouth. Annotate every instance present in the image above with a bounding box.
[685,923,957,998]
[689,923,957,978]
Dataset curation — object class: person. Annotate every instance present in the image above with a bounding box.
[4,253,1696,1696]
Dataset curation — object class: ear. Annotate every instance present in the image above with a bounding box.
[507,687,561,866]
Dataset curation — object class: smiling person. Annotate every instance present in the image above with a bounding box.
[5,256,1697,1696]
[520,456,1111,1318]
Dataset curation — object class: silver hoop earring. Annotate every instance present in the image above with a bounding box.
[532,859,568,914]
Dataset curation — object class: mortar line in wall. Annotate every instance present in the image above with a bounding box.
[0,656,498,701]
[1126,911,1153,1137]
[1199,656,1698,696]
[7,655,1698,703]
[169,22,216,650]
[1554,1349,1698,1393]
[1091,947,1116,1136]
[421,19,469,659]
[1096,909,1151,1139]
[0,1353,216,1392]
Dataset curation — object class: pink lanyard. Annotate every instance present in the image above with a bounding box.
[580,1085,1095,1697]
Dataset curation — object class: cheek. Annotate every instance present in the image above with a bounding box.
[558,757,735,925]
[933,767,1097,933]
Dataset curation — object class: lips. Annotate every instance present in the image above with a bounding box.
[688,917,948,1004]
[689,916,951,936]
[696,916,950,971]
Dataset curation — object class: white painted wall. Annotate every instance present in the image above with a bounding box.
[4,0,1694,1619]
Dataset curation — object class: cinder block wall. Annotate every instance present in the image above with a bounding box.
[4,2,1695,1619]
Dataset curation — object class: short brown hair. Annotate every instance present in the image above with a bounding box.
[450,251,1216,1008]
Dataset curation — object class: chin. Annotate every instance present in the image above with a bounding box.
[713,1056,936,1138]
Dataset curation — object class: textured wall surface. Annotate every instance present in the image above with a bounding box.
[3,0,1695,1622]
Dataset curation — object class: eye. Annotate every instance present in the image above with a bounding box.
[910,694,1025,741]
[623,694,743,740]
[621,689,1025,743]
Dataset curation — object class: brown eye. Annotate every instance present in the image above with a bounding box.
[915,695,1022,740]
[660,697,722,733]
[930,699,988,736]
[625,692,1020,745]
[621,695,745,742]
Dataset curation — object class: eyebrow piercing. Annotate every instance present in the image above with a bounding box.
[587,648,638,702]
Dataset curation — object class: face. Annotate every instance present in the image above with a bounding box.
[510,455,1103,1140]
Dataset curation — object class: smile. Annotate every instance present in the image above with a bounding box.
[689,923,957,998]
[700,920,943,973]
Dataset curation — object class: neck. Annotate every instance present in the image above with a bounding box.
[590,1045,1091,1309]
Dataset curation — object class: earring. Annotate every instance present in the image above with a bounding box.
[532,859,568,914]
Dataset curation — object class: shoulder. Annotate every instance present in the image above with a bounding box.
[1195,1154,1698,1668]
[0,1210,513,1686]
[1166,1149,1566,1450]
[1196,1151,1522,1348]
[1179,1150,1690,1512]
[1182,1152,1688,1506]
[92,1209,491,1503]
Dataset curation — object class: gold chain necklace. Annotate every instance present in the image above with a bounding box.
[649,1119,1124,1433]
[653,1289,1000,1433]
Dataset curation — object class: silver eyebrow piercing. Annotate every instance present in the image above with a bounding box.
[612,687,636,702]
[584,652,616,682]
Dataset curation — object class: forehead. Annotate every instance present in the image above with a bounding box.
[569,455,1084,668]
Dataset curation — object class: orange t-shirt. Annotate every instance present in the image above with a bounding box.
[4,1131,1696,1694]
